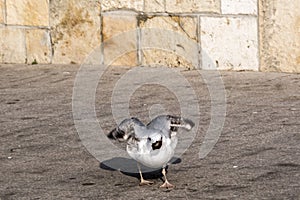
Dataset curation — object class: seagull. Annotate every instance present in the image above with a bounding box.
[107,115,194,188]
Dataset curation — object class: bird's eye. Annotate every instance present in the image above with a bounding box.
[147,137,151,141]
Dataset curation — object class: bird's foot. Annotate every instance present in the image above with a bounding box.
[159,180,175,189]
[139,179,154,186]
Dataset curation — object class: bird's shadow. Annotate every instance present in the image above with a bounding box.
[100,157,181,180]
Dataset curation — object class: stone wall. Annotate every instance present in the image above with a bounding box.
[0,0,51,64]
[259,0,300,73]
[0,0,299,72]
[0,0,101,64]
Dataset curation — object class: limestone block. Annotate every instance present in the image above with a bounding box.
[144,0,165,12]
[140,16,198,69]
[0,27,26,63]
[101,0,143,12]
[201,16,258,70]
[50,0,101,64]
[26,29,51,64]
[6,0,49,26]
[222,0,257,15]
[166,0,221,13]
[259,0,300,73]
[102,13,137,66]
[0,0,4,24]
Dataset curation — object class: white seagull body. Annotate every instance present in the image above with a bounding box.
[108,115,194,188]
[126,125,178,169]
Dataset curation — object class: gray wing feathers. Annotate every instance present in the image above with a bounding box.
[107,117,145,141]
[147,115,195,138]
[108,115,194,141]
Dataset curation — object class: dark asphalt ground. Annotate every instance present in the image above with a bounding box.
[0,64,299,199]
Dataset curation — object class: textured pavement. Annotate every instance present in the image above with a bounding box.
[0,64,299,199]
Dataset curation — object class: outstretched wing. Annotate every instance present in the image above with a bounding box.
[147,115,195,138]
[107,117,145,142]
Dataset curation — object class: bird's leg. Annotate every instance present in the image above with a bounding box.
[159,168,174,189]
[137,163,154,186]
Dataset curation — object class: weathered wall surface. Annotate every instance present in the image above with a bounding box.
[0,0,101,64]
[0,0,299,72]
[0,0,51,64]
[50,0,101,64]
[259,0,300,73]
[100,0,258,70]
